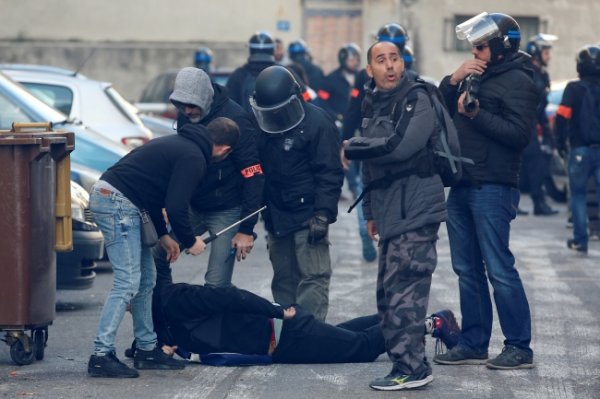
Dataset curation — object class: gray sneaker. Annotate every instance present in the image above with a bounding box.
[433,345,488,365]
[486,345,534,370]
[369,368,433,391]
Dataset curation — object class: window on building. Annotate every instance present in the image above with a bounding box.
[444,14,544,52]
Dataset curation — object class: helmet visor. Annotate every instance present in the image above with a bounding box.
[250,94,305,134]
[455,12,500,46]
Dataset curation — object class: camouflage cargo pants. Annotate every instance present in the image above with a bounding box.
[376,223,439,375]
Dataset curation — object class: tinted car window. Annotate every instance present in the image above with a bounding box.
[21,82,74,115]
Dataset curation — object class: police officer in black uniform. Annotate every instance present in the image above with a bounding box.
[520,34,560,215]
[250,66,344,322]
[288,40,326,94]
[226,31,276,113]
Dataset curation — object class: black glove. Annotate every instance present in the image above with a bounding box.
[308,212,329,244]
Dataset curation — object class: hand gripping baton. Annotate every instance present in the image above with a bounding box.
[203,206,267,244]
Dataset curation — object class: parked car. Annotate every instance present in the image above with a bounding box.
[136,68,232,119]
[0,64,153,149]
[0,71,123,289]
[58,181,104,290]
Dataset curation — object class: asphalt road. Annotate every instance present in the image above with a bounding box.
[1,194,599,399]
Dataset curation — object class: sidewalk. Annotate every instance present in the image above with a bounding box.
[0,195,598,398]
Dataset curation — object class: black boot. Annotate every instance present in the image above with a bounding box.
[533,202,558,216]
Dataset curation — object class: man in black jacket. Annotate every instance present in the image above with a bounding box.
[88,116,239,378]
[434,13,538,370]
[520,33,559,216]
[155,67,265,288]
[251,66,344,322]
[146,261,458,365]
[226,31,276,113]
[555,44,600,254]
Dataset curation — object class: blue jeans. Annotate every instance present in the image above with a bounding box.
[446,184,532,355]
[90,187,157,354]
[568,146,600,248]
[152,206,241,287]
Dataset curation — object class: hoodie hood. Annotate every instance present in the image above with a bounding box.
[170,67,214,112]
[176,83,230,130]
[177,122,213,162]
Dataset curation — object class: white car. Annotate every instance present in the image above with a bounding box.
[1,64,153,149]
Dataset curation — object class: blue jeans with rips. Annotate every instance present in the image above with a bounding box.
[568,146,600,249]
[90,186,157,354]
[446,184,532,356]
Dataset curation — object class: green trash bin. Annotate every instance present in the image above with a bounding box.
[0,123,74,366]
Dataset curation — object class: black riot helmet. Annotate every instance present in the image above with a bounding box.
[248,31,275,62]
[250,65,305,134]
[288,40,308,61]
[576,44,600,77]
[456,12,521,63]
[526,34,558,65]
[377,23,408,51]
[194,47,213,72]
[338,43,361,72]
[402,45,414,70]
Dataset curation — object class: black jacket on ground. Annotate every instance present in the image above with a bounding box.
[439,52,538,187]
[555,75,600,151]
[257,102,344,237]
[101,124,212,248]
[226,61,275,113]
[153,277,283,356]
[178,84,264,235]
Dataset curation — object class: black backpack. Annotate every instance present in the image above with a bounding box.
[578,80,600,145]
[390,79,472,187]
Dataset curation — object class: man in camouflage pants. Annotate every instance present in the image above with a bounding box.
[343,41,447,390]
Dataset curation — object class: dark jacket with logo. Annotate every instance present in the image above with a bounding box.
[101,124,212,248]
[178,84,264,235]
[439,52,538,187]
[257,102,344,237]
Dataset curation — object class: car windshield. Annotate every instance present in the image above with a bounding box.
[105,86,145,127]
[0,73,68,126]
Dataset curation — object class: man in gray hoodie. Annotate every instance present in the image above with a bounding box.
[156,67,264,288]
[344,41,446,391]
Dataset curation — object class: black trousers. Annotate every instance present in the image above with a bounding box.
[271,309,384,364]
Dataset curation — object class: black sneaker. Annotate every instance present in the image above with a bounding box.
[486,345,534,370]
[567,239,588,254]
[134,345,186,370]
[88,352,139,378]
[433,345,488,365]
[369,368,433,391]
